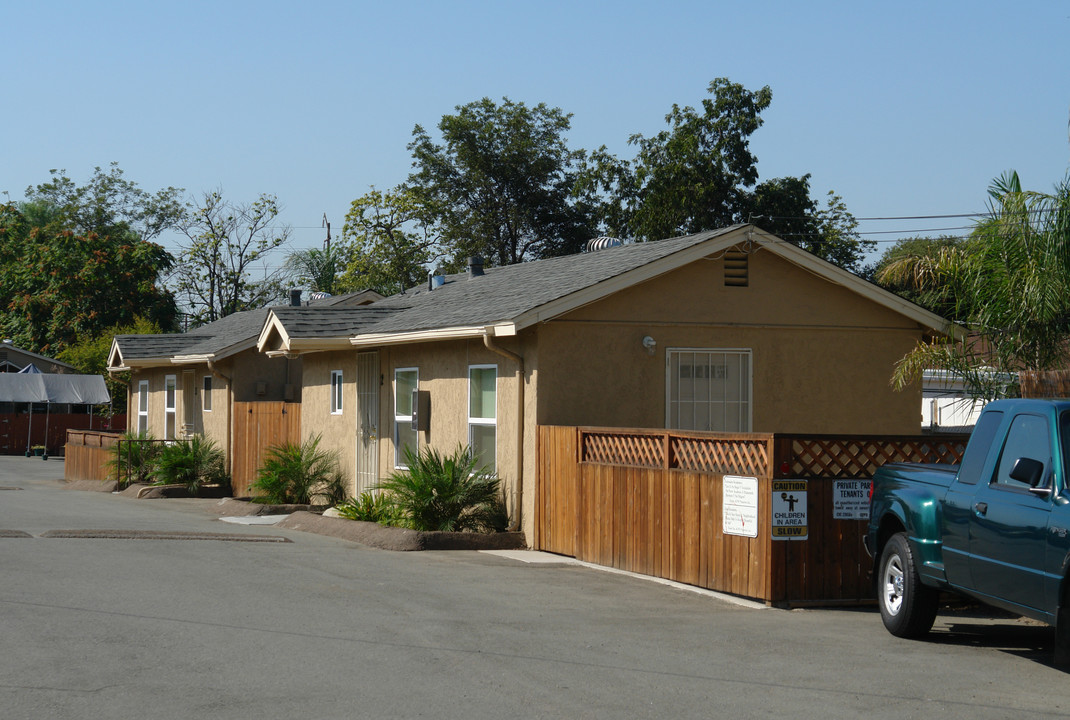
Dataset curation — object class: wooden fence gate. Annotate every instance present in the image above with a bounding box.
[231,402,301,497]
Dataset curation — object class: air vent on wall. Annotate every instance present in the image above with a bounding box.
[724,249,748,287]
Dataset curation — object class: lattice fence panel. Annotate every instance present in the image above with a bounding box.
[583,432,664,468]
[673,437,769,477]
[787,436,969,479]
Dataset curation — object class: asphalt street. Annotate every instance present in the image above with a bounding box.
[2,455,1068,720]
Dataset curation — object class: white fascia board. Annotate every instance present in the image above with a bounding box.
[106,340,124,370]
[170,355,214,365]
[750,228,961,338]
[510,227,747,331]
[350,325,489,348]
[256,312,292,353]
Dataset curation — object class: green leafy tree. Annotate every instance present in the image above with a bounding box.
[24,163,185,243]
[881,171,1070,400]
[585,78,772,241]
[408,97,595,267]
[172,191,290,325]
[0,165,182,354]
[57,317,161,414]
[338,186,440,294]
[581,80,871,272]
[0,204,177,354]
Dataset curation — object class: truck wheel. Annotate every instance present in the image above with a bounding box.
[878,532,938,638]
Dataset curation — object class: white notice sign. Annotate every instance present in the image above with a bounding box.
[723,475,759,538]
[772,480,808,540]
[833,480,872,520]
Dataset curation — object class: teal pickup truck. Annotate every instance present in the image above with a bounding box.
[866,398,1070,662]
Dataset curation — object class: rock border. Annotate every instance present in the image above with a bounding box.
[276,511,527,551]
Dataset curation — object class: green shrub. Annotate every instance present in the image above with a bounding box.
[107,431,163,488]
[153,435,228,495]
[335,491,407,526]
[376,445,503,532]
[252,435,347,505]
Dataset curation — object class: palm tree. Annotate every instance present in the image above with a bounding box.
[284,244,348,295]
[879,171,1070,400]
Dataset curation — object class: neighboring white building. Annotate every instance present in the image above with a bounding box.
[921,369,1014,431]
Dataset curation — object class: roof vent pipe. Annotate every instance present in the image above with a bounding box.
[468,255,485,278]
[289,289,302,307]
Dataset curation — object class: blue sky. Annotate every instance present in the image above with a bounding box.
[3,0,1068,269]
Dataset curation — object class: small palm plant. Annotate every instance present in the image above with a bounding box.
[107,431,163,488]
[252,435,347,506]
[376,444,502,532]
[335,491,407,526]
[153,435,229,495]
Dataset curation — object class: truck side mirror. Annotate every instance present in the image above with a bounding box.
[1010,457,1048,494]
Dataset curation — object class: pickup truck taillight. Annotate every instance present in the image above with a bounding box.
[868,480,875,502]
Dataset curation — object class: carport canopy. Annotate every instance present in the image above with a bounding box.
[0,373,110,404]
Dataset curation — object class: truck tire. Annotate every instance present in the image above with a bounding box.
[877,532,938,638]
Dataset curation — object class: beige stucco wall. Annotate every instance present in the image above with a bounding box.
[126,347,300,471]
[300,350,359,492]
[536,246,926,434]
[376,338,526,510]
[128,365,228,454]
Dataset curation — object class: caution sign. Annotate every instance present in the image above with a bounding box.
[833,480,871,520]
[723,475,758,538]
[772,480,808,540]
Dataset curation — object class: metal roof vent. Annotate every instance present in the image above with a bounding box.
[587,236,623,252]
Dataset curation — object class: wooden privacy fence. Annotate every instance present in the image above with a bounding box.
[65,430,121,482]
[537,426,970,606]
[231,402,301,497]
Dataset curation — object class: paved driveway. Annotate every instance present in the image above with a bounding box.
[1,456,1068,719]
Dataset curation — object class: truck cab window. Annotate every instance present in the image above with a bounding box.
[993,414,1050,489]
[956,410,1003,484]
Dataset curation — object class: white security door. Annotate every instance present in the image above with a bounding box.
[355,351,380,494]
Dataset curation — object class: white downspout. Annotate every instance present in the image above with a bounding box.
[482,333,524,534]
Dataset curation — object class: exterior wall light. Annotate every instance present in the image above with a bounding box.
[642,336,657,355]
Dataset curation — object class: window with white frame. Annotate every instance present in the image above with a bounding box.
[137,380,149,434]
[202,376,212,412]
[330,370,343,415]
[666,349,751,432]
[164,375,177,440]
[468,365,497,473]
[394,368,418,467]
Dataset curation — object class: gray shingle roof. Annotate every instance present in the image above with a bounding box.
[366,227,740,333]
[117,227,743,364]
[113,290,382,363]
[268,306,403,339]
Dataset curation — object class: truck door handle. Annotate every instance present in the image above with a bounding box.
[974,502,988,515]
